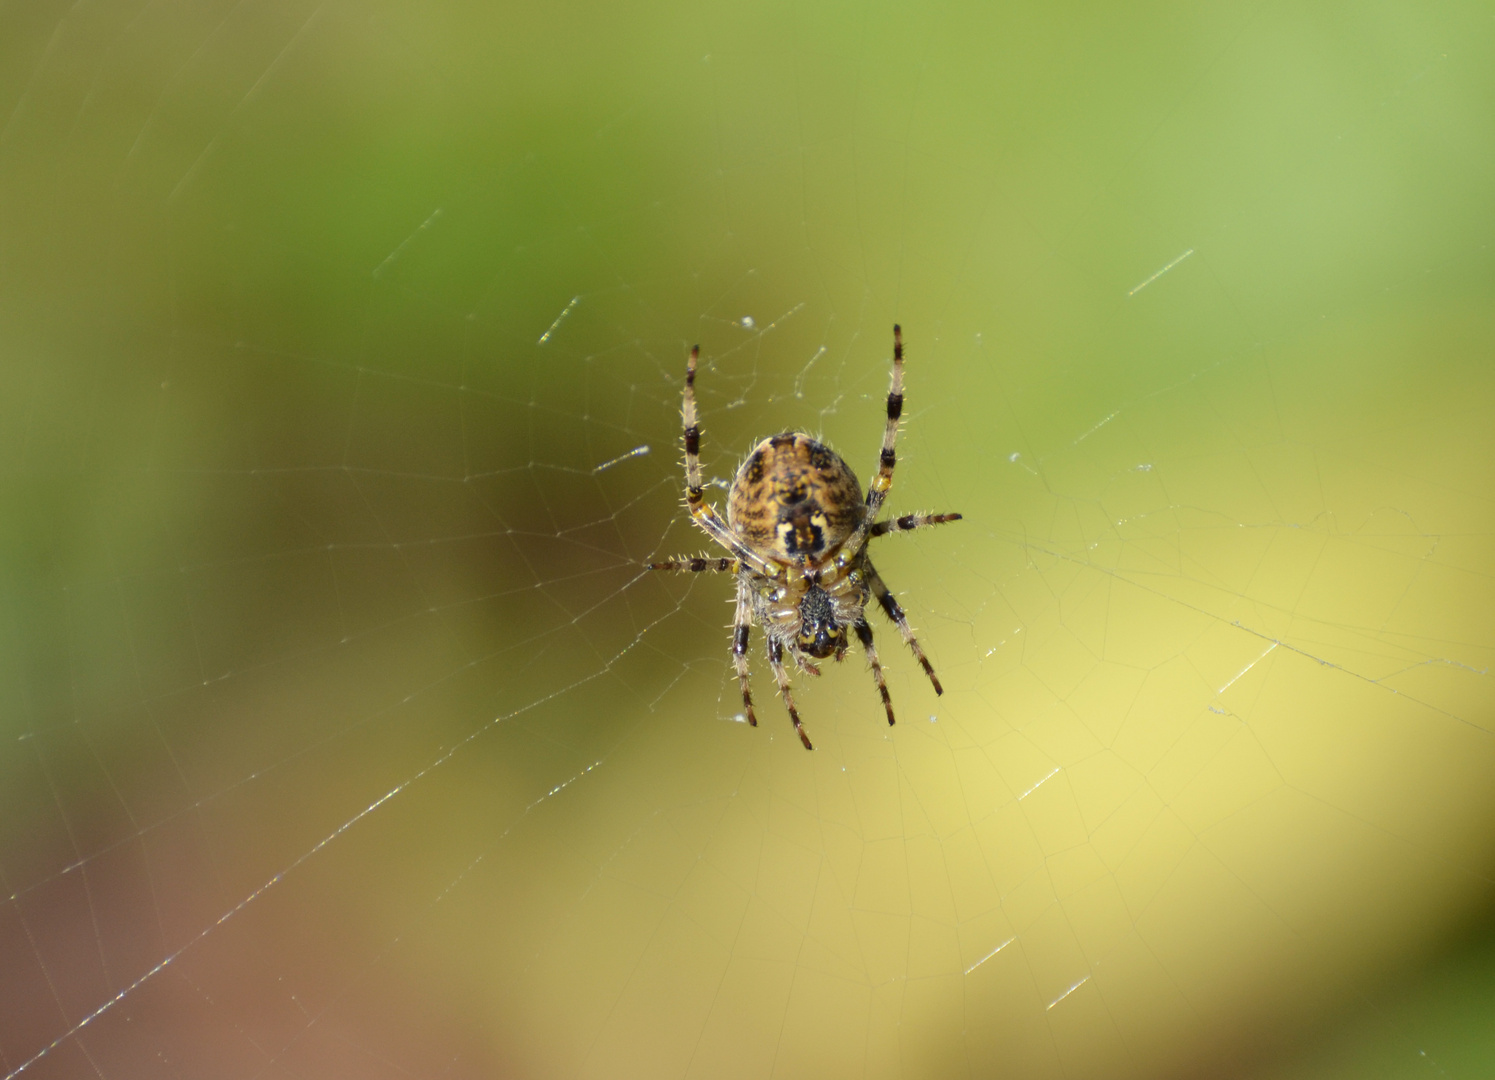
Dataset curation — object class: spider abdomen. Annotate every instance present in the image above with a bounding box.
[726,432,864,565]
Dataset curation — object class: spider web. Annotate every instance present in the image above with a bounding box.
[2,1,1494,1078]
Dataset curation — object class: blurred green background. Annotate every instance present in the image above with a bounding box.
[2,0,1493,1077]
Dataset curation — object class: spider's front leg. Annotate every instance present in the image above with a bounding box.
[731,581,758,727]
[853,620,896,726]
[766,639,814,750]
[865,561,944,696]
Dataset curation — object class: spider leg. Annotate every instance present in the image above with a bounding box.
[853,619,896,726]
[767,638,814,750]
[865,323,907,522]
[678,346,793,582]
[731,581,758,727]
[830,325,910,574]
[864,561,944,696]
[648,556,740,572]
[869,512,962,539]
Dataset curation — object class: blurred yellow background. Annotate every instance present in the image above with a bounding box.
[1,1,1492,1078]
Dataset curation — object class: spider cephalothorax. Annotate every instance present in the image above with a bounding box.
[649,325,962,749]
[793,584,846,660]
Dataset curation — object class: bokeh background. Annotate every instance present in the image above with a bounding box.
[2,1,1493,1077]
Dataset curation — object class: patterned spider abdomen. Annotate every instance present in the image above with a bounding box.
[726,432,864,564]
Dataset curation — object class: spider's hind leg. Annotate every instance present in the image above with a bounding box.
[865,324,907,524]
[672,346,785,581]
[649,556,739,572]
[869,512,963,539]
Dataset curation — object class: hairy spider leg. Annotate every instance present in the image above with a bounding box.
[868,323,907,519]
[853,619,896,726]
[647,556,740,572]
[677,345,789,582]
[731,582,759,727]
[869,512,963,539]
[833,324,909,573]
[767,638,814,750]
[865,561,944,696]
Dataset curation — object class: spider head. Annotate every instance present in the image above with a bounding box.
[796,586,845,660]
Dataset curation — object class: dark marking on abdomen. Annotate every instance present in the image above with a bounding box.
[778,508,826,556]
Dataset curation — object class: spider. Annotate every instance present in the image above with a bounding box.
[649,325,962,749]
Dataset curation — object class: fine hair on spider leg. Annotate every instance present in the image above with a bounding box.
[648,326,962,748]
[869,512,963,539]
